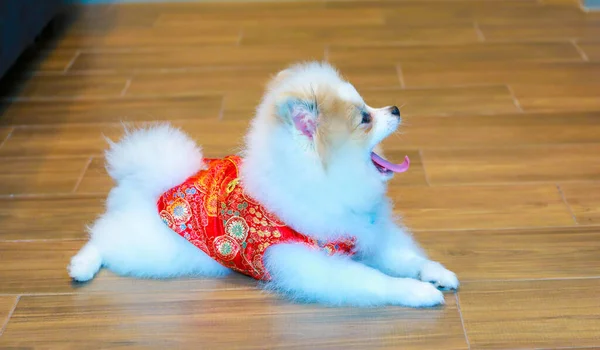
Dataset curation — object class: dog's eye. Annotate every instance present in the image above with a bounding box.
[361,111,372,124]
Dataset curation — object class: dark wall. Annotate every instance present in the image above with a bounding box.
[0,0,64,78]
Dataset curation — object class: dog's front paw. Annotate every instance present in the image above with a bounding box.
[419,261,459,290]
[390,279,445,308]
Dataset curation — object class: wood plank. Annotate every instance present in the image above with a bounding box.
[338,65,402,89]
[383,111,600,150]
[0,196,103,241]
[0,241,256,294]
[1,75,128,99]
[578,42,600,61]
[11,49,78,73]
[478,20,600,41]
[466,2,593,25]
[453,2,593,25]
[54,25,241,49]
[75,157,111,194]
[459,279,600,349]
[361,86,518,116]
[241,24,479,46]
[221,90,263,120]
[560,182,600,225]
[328,1,546,24]
[155,7,384,28]
[0,296,17,334]
[0,127,11,146]
[0,120,250,158]
[0,95,223,125]
[127,65,401,97]
[0,290,466,350]
[0,158,87,195]
[415,226,600,281]
[67,1,324,33]
[0,125,121,157]
[329,42,581,66]
[540,0,582,5]
[401,61,600,87]
[127,68,274,96]
[422,144,600,185]
[391,184,574,230]
[69,46,325,72]
[512,83,600,112]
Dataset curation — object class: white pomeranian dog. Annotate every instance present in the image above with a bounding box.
[68,61,458,307]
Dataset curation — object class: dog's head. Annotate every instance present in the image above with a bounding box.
[250,62,406,182]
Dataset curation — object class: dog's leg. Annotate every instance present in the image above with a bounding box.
[69,192,231,282]
[263,243,444,307]
[365,223,459,290]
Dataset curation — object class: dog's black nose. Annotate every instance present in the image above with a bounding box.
[390,106,400,117]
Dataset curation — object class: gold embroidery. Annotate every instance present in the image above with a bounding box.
[226,178,239,194]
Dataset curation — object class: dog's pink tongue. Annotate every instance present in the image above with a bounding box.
[371,152,410,173]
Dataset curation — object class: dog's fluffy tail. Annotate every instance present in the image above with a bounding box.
[105,123,204,197]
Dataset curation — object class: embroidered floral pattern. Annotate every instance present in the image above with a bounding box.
[225,217,249,242]
[157,155,357,280]
[213,235,240,261]
[168,198,192,225]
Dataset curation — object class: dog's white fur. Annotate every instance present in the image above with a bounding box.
[69,62,458,307]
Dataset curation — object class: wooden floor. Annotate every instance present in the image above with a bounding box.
[0,0,599,348]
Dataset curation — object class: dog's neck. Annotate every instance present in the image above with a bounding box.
[240,122,388,241]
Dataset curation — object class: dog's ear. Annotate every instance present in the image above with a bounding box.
[277,98,318,138]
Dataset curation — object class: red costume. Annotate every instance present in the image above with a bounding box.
[157,156,357,280]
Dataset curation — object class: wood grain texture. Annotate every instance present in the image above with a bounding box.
[415,226,600,281]
[328,42,582,66]
[69,46,325,72]
[11,49,78,72]
[560,182,600,225]
[2,75,129,99]
[0,240,257,294]
[511,83,600,112]
[155,7,384,28]
[54,25,241,49]
[0,120,251,158]
[0,127,11,145]
[0,95,223,125]
[126,65,401,97]
[383,111,600,150]
[578,42,600,60]
[0,196,103,241]
[0,125,121,157]
[329,1,581,25]
[241,24,479,46]
[0,291,466,350]
[359,86,519,116]
[0,296,17,334]
[391,184,575,230]
[422,144,600,185]
[478,21,600,41]
[459,279,600,349]
[1,0,600,347]
[401,61,600,88]
[74,157,111,194]
[0,157,87,195]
